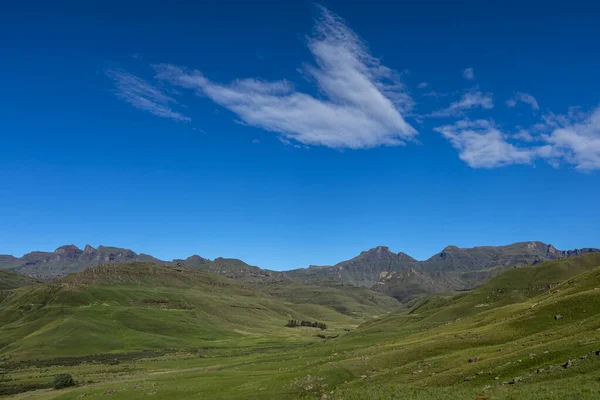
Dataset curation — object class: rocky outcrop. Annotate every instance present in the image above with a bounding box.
[0,245,167,279]
[288,246,420,288]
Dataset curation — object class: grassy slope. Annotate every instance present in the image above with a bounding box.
[0,263,399,362]
[4,254,600,399]
[254,281,400,319]
[0,269,40,290]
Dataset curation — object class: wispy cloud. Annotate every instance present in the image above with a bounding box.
[542,107,600,170]
[153,6,416,149]
[417,82,428,89]
[506,92,540,110]
[463,67,475,80]
[435,119,534,168]
[431,90,494,117]
[106,69,190,122]
[422,91,449,98]
[435,107,600,170]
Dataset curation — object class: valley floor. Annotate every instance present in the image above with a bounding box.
[4,300,600,400]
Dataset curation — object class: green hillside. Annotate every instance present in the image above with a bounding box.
[255,280,400,318]
[0,270,40,291]
[3,254,600,399]
[0,263,395,362]
[195,257,291,282]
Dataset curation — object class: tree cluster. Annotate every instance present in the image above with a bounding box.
[53,374,74,390]
[286,320,327,330]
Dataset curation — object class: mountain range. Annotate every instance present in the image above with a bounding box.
[1,241,597,302]
[2,247,600,398]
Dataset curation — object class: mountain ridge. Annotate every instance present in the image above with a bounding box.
[1,242,598,299]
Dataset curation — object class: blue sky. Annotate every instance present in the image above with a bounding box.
[1,0,599,270]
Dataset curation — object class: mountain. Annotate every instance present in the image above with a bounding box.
[172,254,210,268]
[288,246,420,287]
[419,241,598,272]
[0,245,167,279]
[1,242,597,301]
[286,242,598,302]
[199,257,291,282]
[377,242,598,301]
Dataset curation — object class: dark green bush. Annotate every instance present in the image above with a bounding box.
[53,373,74,389]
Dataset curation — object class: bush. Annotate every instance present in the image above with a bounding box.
[53,374,74,389]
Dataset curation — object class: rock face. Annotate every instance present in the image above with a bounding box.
[0,245,167,279]
[1,241,597,297]
[201,258,290,283]
[419,241,595,273]
[173,255,210,268]
[288,241,599,302]
[288,246,420,288]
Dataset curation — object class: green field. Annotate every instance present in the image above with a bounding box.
[2,255,600,399]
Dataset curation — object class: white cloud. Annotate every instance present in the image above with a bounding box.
[153,6,416,149]
[435,107,600,170]
[511,129,536,142]
[506,92,540,110]
[435,119,534,168]
[463,68,474,80]
[422,91,448,98]
[105,69,190,122]
[431,91,494,117]
[542,107,600,170]
[417,82,428,89]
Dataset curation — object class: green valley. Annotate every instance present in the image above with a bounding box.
[1,251,600,399]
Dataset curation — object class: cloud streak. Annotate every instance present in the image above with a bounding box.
[431,91,494,117]
[106,69,190,122]
[153,6,416,149]
[506,92,540,110]
[463,68,474,80]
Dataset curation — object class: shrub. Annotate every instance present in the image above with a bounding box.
[53,374,74,389]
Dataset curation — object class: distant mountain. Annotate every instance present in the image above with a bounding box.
[196,257,290,283]
[376,242,599,301]
[288,246,419,287]
[1,241,597,301]
[0,245,166,279]
[173,254,210,268]
[0,245,288,283]
[419,241,597,272]
[287,241,598,301]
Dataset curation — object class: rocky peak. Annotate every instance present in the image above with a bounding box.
[439,245,459,259]
[546,244,560,256]
[442,245,460,252]
[360,246,393,257]
[52,245,83,262]
[180,254,210,266]
[54,245,82,255]
[97,245,137,258]
[185,254,208,262]
[83,244,96,254]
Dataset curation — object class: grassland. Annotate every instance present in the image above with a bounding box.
[2,254,600,399]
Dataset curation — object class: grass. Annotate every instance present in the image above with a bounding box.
[2,254,600,399]
[0,270,39,291]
